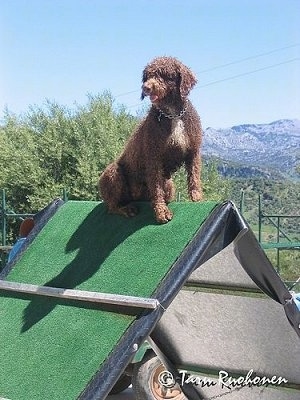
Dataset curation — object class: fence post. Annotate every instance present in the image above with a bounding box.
[1,189,7,246]
[276,216,280,272]
[239,190,245,213]
[62,188,68,202]
[258,194,262,243]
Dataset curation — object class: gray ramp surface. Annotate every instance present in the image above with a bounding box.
[153,222,300,400]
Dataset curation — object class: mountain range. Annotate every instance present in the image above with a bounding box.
[202,119,300,179]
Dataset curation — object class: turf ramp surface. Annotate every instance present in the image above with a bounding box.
[0,200,217,400]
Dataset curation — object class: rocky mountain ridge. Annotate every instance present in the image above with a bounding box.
[202,119,300,178]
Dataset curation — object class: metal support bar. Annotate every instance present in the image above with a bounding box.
[0,280,159,310]
[5,213,34,218]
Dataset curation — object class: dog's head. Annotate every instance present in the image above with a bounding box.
[141,56,197,105]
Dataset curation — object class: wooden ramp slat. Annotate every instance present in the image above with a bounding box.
[0,280,159,309]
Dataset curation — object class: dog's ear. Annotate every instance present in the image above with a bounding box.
[141,69,148,100]
[179,66,197,98]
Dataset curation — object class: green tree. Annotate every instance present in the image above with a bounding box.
[0,111,45,211]
[0,92,137,212]
[173,160,231,202]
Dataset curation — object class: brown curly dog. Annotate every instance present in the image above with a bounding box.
[99,56,203,223]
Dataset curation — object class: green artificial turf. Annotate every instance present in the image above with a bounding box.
[0,200,217,400]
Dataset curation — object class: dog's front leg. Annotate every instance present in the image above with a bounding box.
[147,168,173,223]
[185,152,203,202]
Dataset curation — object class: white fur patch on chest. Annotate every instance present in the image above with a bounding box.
[168,119,187,149]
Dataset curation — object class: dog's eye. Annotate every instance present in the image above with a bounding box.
[162,76,173,83]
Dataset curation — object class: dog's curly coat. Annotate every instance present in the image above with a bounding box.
[99,56,203,223]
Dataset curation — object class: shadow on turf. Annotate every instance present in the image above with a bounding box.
[21,202,156,332]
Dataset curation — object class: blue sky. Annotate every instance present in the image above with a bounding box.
[1,0,299,128]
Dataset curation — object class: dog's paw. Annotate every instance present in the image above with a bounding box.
[190,190,203,202]
[154,204,173,224]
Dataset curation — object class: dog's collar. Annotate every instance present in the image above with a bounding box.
[157,105,187,122]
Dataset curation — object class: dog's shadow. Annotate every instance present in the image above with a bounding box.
[21,202,154,332]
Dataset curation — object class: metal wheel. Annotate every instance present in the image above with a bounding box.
[132,352,186,400]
